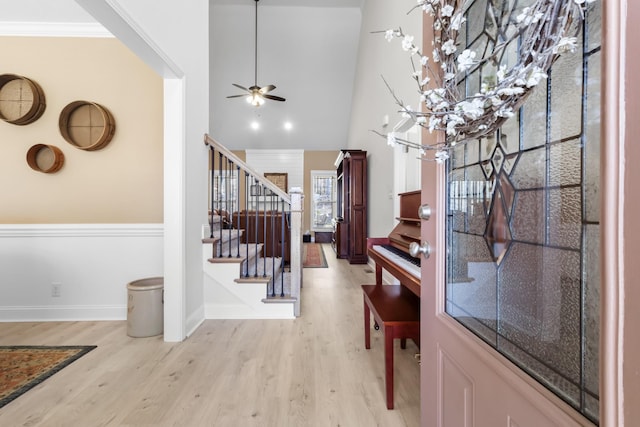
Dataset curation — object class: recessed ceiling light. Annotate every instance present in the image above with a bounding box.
[284,121,293,131]
[250,121,260,130]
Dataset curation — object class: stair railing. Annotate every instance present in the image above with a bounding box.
[204,134,302,314]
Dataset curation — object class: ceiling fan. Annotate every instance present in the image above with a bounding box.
[227,0,286,107]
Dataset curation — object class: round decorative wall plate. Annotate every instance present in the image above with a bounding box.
[59,100,116,151]
[26,144,64,173]
[0,74,46,125]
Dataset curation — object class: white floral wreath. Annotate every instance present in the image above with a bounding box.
[378,0,597,162]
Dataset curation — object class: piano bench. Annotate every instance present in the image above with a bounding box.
[361,284,420,410]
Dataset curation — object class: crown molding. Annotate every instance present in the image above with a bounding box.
[0,21,113,37]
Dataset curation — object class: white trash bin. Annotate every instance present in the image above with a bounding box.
[127,277,164,337]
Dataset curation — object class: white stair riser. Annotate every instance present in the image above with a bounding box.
[202,245,294,319]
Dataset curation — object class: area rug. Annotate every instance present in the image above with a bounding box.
[0,345,96,409]
[303,243,328,268]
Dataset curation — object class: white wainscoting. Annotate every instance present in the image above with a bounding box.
[0,224,163,321]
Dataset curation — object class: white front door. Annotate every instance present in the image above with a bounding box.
[419,1,602,425]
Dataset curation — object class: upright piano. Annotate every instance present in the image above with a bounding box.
[361,190,421,409]
[367,190,422,296]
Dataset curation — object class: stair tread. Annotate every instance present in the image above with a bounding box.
[262,295,297,303]
[208,256,244,264]
[235,276,272,283]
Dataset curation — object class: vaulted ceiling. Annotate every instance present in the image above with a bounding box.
[209,0,362,151]
[0,0,363,151]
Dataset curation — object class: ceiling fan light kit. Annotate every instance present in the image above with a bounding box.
[247,92,265,107]
[227,0,285,107]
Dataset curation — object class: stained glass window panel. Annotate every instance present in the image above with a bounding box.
[521,85,547,150]
[499,243,581,403]
[512,190,545,244]
[510,147,546,190]
[550,38,584,142]
[548,187,582,250]
[550,139,582,187]
[445,1,600,423]
[585,50,601,223]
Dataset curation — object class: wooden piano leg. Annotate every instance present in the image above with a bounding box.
[375,263,383,285]
[384,324,395,410]
[364,295,371,349]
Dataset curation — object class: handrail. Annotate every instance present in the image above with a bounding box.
[204,133,291,203]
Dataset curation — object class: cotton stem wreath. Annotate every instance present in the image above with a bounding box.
[376,0,597,162]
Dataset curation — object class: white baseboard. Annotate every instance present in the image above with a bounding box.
[185,306,205,338]
[0,305,126,322]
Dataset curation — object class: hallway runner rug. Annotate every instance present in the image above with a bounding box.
[303,243,328,268]
[0,345,96,409]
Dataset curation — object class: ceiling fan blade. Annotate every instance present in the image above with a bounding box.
[263,94,286,102]
[259,85,276,94]
[226,94,249,99]
[231,83,250,92]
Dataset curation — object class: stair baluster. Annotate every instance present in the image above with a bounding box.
[236,165,241,258]
[218,151,223,258]
[280,199,286,297]
[209,146,215,239]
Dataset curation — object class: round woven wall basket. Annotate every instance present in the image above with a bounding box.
[26,144,64,173]
[59,100,116,151]
[0,74,46,125]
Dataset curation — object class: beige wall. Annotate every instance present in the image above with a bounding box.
[346,0,421,238]
[303,150,339,235]
[0,37,163,224]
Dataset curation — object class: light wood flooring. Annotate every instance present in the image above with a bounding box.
[0,244,420,426]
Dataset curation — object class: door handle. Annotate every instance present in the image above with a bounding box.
[418,204,432,220]
[409,241,431,259]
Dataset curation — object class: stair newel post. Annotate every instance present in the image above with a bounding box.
[289,188,303,317]
[253,183,258,277]
[280,199,285,297]
[264,189,269,283]
[270,193,276,288]
[244,172,250,277]
[247,176,262,277]
[209,146,215,239]
[236,164,241,258]
[226,158,232,258]
[218,151,223,258]
[267,192,274,280]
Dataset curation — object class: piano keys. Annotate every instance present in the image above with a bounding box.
[372,244,420,277]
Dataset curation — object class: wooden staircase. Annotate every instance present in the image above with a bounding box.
[201,135,303,319]
[202,213,296,319]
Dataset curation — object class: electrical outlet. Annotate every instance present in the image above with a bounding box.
[51,282,61,297]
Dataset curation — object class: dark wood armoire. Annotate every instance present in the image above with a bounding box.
[333,149,367,264]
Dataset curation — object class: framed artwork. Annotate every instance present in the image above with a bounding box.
[264,172,288,193]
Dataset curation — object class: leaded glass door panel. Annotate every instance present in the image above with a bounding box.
[446,0,600,421]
